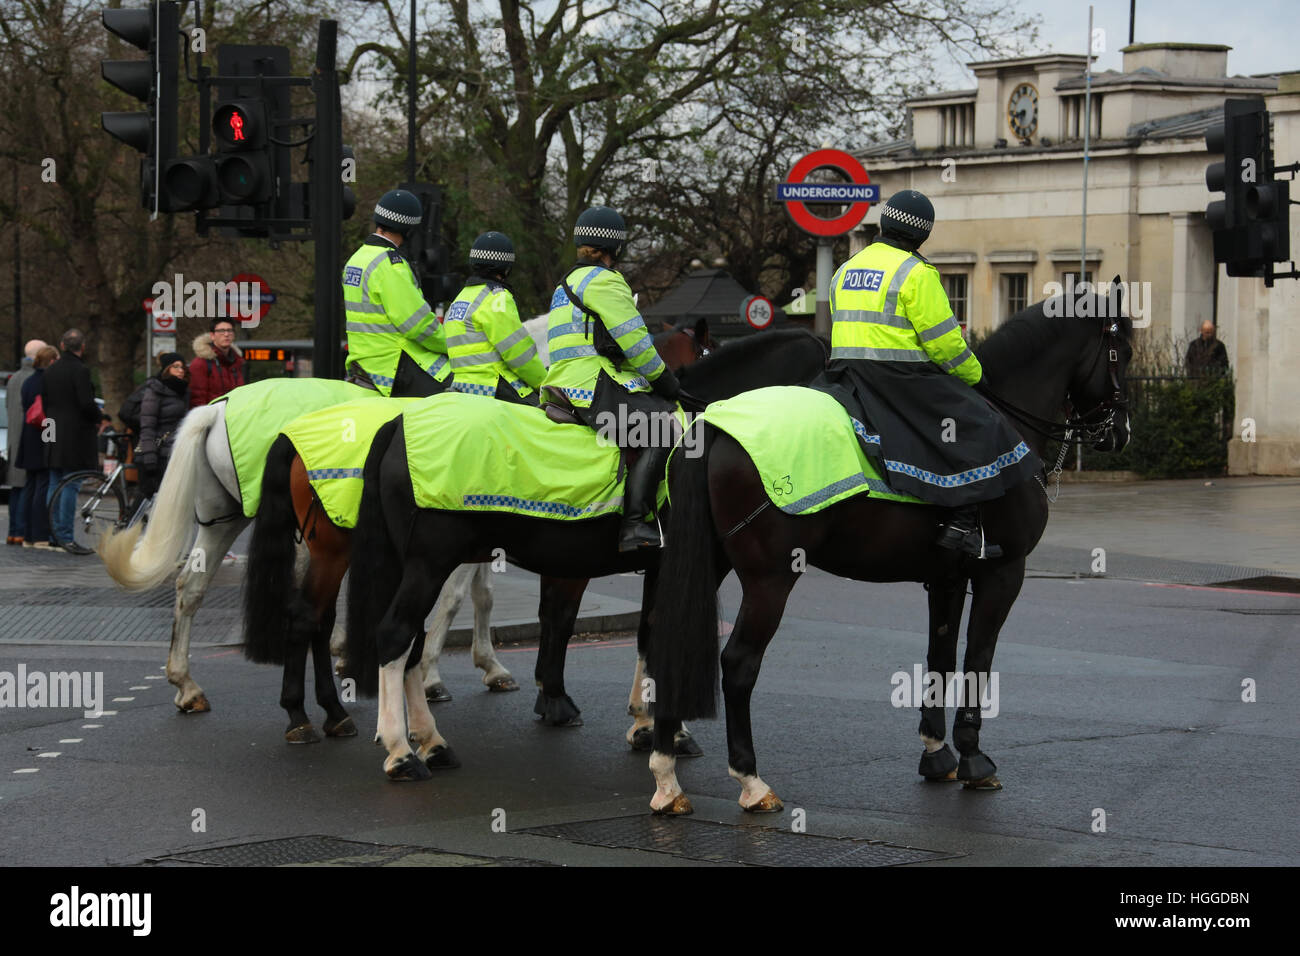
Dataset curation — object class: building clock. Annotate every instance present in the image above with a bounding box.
[1007,82,1039,140]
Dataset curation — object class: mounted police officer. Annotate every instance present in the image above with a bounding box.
[342,189,451,395]
[540,206,682,551]
[817,189,1040,559]
[444,232,547,404]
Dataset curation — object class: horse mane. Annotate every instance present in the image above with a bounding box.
[975,294,1132,381]
[679,328,825,381]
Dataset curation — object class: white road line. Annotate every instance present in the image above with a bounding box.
[129,686,149,690]
[13,769,38,774]
[145,675,164,680]
[93,711,117,717]
[38,752,61,758]
[81,724,103,729]
[59,739,83,744]
[112,697,134,702]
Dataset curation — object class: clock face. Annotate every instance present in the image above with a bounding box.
[1007,83,1039,139]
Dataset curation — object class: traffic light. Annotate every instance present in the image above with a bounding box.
[1206,98,1291,279]
[100,2,179,213]
[399,182,460,303]
[212,98,273,204]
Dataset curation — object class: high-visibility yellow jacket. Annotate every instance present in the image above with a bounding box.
[540,263,665,407]
[829,241,981,385]
[444,280,546,399]
[342,236,450,395]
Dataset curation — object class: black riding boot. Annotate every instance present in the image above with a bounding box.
[936,503,1003,559]
[618,446,670,552]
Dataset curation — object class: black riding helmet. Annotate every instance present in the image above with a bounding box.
[573,206,628,260]
[468,231,516,279]
[879,189,934,245]
[373,189,423,238]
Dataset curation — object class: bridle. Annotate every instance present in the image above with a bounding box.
[679,326,712,359]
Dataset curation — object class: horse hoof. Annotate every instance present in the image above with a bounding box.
[179,694,210,714]
[426,683,453,703]
[918,743,959,780]
[285,723,321,744]
[962,775,1003,791]
[742,791,784,813]
[534,691,582,727]
[651,794,694,816]
[673,734,704,758]
[957,752,998,784]
[926,770,959,782]
[424,745,461,770]
[386,753,433,782]
[486,676,519,692]
[629,726,653,751]
[323,715,357,738]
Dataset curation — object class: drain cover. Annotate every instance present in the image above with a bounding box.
[1209,575,1300,594]
[520,815,956,866]
[148,835,551,867]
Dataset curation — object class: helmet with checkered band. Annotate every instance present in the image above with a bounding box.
[879,189,934,245]
[573,205,628,259]
[469,231,515,278]
[373,189,423,238]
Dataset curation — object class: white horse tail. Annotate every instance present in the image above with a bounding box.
[99,403,224,591]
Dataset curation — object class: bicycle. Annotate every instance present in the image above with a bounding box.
[47,431,152,551]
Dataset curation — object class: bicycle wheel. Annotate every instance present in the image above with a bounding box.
[48,470,126,550]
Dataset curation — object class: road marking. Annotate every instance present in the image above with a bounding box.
[94,711,117,717]
[38,752,61,758]
[59,739,83,744]
[81,724,103,729]
[146,675,164,680]
[112,697,134,702]
[129,685,149,690]
[12,769,38,774]
[500,639,637,655]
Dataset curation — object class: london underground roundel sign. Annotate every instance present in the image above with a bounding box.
[776,148,879,237]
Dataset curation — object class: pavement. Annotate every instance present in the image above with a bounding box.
[0,475,1296,870]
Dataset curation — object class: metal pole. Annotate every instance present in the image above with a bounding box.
[312,20,344,379]
[407,0,416,183]
[12,163,20,366]
[1129,0,1135,45]
[814,240,834,335]
[1080,5,1093,292]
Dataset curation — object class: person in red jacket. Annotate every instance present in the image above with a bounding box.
[188,318,245,407]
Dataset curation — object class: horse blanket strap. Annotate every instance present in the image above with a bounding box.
[724,499,772,538]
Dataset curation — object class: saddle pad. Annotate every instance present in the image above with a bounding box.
[282,397,421,529]
[218,378,374,517]
[687,385,925,514]
[404,392,632,520]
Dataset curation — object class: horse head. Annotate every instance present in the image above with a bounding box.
[1064,274,1133,453]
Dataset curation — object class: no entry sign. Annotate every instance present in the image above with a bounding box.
[776,148,879,237]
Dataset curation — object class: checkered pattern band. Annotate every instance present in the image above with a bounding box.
[470,248,515,263]
[374,204,421,226]
[574,225,627,241]
[880,204,932,231]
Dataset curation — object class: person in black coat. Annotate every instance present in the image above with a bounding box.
[136,352,191,499]
[42,329,105,553]
[17,346,59,548]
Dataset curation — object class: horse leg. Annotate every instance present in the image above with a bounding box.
[308,546,355,739]
[280,595,318,744]
[954,557,1025,791]
[420,563,469,701]
[722,572,797,812]
[626,565,702,757]
[468,562,516,691]
[648,716,692,815]
[404,632,459,770]
[533,576,587,727]
[917,575,967,781]
[376,569,447,781]
[167,519,246,712]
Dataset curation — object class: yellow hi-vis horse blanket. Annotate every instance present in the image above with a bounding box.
[282,397,421,528]
[682,385,924,514]
[216,378,374,517]
[403,392,676,519]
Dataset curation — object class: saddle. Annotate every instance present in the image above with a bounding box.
[540,386,583,426]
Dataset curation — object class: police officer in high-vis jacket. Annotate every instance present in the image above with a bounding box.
[444,232,547,404]
[540,206,681,551]
[342,189,450,395]
[817,189,1040,558]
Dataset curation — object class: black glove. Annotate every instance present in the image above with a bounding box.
[676,388,707,413]
[649,367,681,402]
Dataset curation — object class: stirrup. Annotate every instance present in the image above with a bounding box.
[619,518,662,552]
[936,524,1002,560]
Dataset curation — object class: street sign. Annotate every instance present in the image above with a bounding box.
[777,148,879,237]
[152,333,177,357]
[224,272,276,325]
[151,310,176,333]
[741,294,774,330]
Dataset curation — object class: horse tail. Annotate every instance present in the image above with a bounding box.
[241,435,299,665]
[646,423,720,721]
[343,416,403,697]
[99,402,223,591]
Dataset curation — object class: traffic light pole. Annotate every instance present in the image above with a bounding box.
[311,20,344,380]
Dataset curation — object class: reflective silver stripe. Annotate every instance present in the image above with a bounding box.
[548,321,585,341]
[607,316,645,339]
[346,320,393,334]
[359,250,389,298]
[550,345,598,361]
[450,352,500,368]
[396,302,432,334]
[883,256,920,314]
[834,308,912,330]
[831,345,928,362]
[939,345,975,372]
[497,325,531,352]
[622,335,655,358]
[345,300,387,314]
[447,331,489,348]
[505,342,537,369]
[638,353,664,375]
[919,315,960,343]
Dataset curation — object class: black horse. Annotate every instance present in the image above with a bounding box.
[643,287,1133,814]
[343,329,829,780]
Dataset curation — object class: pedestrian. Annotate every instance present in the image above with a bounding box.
[42,329,104,554]
[445,231,547,404]
[1185,320,1229,377]
[135,352,190,501]
[189,318,245,407]
[18,345,59,549]
[342,189,449,395]
[5,339,47,545]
